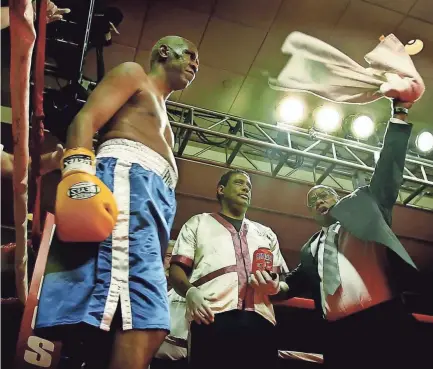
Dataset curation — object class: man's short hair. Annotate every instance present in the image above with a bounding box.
[307,185,339,206]
[216,169,250,203]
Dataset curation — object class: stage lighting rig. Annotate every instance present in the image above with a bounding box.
[415,131,433,155]
[276,97,305,126]
[313,106,342,133]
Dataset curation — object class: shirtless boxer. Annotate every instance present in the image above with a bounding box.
[35,36,199,369]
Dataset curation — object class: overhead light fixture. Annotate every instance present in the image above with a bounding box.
[351,115,375,140]
[314,106,342,133]
[415,131,433,154]
[277,97,305,126]
[405,39,424,56]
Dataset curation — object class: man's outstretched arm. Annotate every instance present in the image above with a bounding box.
[369,100,413,212]
[1,144,63,179]
[1,2,70,30]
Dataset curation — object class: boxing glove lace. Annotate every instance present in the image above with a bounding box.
[55,148,118,242]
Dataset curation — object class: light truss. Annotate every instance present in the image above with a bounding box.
[166,101,433,212]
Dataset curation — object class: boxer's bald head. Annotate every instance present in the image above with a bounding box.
[150,36,199,91]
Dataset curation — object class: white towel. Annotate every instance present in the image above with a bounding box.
[269,32,425,104]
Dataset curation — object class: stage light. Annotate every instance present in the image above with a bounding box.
[351,115,375,140]
[314,106,342,133]
[415,131,433,153]
[277,97,305,125]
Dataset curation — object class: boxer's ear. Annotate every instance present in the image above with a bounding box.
[158,45,169,60]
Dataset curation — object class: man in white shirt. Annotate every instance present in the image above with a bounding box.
[169,169,289,369]
[152,241,188,369]
[275,99,419,369]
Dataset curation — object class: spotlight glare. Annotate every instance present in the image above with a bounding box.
[351,115,375,139]
[277,97,305,125]
[314,106,341,133]
[416,131,433,153]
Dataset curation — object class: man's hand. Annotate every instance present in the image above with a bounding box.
[250,270,281,296]
[185,287,215,325]
[381,73,423,103]
[52,143,64,168]
[40,144,64,175]
[33,1,70,23]
[46,0,70,23]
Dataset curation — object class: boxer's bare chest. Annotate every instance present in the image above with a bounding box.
[101,86,176,168]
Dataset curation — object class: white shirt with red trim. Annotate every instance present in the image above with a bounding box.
[171,213,289,325]
[155,289,188,360]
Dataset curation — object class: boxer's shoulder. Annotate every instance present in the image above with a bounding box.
[114,61,146,77]
[104,62,148,91]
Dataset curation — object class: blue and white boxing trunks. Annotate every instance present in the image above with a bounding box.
[36,139,177,332]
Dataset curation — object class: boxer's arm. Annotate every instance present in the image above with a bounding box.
[66,62,146,150]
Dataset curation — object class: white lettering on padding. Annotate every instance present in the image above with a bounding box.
[67,181,101,200]
[24,336,54,367]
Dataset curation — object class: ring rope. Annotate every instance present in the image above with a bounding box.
[30,0,48,249]
[9,0,47,304]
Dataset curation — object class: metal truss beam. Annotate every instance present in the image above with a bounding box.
[317,164,336,185]
[403,185,427,205]
[166,101,433,212]
[177,109,194,157]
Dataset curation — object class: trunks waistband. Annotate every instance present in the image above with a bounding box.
[97,138,178,189]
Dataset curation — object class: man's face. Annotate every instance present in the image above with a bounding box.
[218,173,252,209]
[164,243,174,291]
[307,186,339,227]
[165,41,199,90]
[164,243,174,278]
